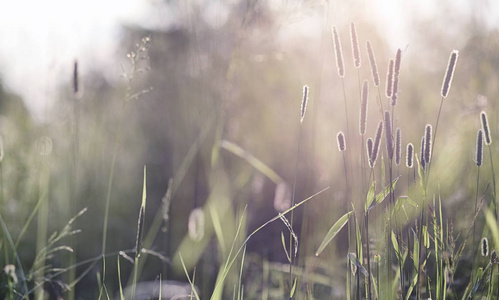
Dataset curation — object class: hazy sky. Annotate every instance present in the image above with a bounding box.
[0,0,498,120]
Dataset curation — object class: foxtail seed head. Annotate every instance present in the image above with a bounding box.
[366,41,379,86]
[395,128,401,165]
[476,129,484,167]
[384,111,393,159]
[367,138,374,168]
[391,77,399,106]
[372,121,384,166]
[300,85,309,123]
[332,27,345,78]
[350,22,361,68]
[480,111,492,145]
[337,131,346,151]
[491,250,498,264]
[424,124,432,165]
[394,49,402,76]
[73,60,78,95]
[420,136,426,170]
[441,50,459,98]
[391,50,402,106]
[360,80,369,135]
[386,59,394,98]
[406,143,414,168]
[481,237,489,257]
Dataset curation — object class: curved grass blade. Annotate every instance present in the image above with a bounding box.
[220,140,283,184]
[316,211,354,256]
[365,181,376,213]
[367,177,400,212]
[210,187,329,299]
[347,252,368,276]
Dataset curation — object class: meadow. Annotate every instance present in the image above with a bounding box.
[1,2,499,299]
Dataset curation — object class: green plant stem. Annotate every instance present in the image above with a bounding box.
[416,169,428,300]
[68,91,80,300]
[341,78,350,142]
[342,151,353,298]
[288,123,303,299]
[472,166,481,285]
[100,102,127,291]
[35,155,49,300]
[365,212,372,300]
[488,145,497,219]
[426,96,444,187]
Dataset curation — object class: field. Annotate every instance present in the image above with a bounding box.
[1,1,499,299]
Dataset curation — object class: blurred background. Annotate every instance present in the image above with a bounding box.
[1,0,499,298]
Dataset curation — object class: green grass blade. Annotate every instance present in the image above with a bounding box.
[315,211,354,256]
[365,181,376,214]
[210,187,328,300]
[220,140,283,184]
[117,256,125,300]
[367,177,400,212]
[179,253,201,300]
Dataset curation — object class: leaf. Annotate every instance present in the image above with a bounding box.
[315,211,354,256]
[347,253,368,276]
[415,154,426,197]
[220,140,283,184]
[412,229,419,269]
[485,206,499,251]
[290,277,297,298]
[281,232,291,262]
[391,231,402,262]
[423,225,429,249]
[405,273,418,300]
[365,181,376,213]
[392,196,417,217]
[367,177,400,212]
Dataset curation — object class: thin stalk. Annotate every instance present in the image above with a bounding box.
[341,78,351,142]
[365,212,372,300]
[100,102,127,291]
[488,145,497,218]
[426,96,444,186]
[35,154,49,300]
[342,151,352,299]
[288,124,303,299]
[416,169,428,300]
[68,86,80,300]
[472,166,481,284]
[376,88,385,119]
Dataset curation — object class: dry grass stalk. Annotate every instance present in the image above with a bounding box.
[424,124,432,165]
[395,128,401,166]
[337,131,346,151]
[367,138,374,168]
[360,80,369,135]
[384,111,393,159]
[441,50,459,98]
[350,22,361,68]
[476,129,483,167]
[372,121,384,166]
[332,27,345,78]
[481,237,489,257]
[386,59,394,98]
[301,85,309,123]
[366,41,379,87]
[480,111,492,145]
[406,143,414,168]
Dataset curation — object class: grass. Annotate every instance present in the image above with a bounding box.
[2,9,499,300]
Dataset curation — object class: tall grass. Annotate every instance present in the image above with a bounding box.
[8,13,499,300]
